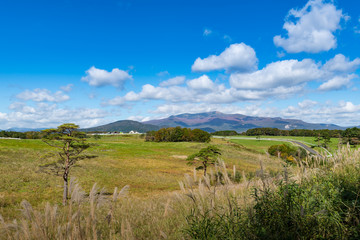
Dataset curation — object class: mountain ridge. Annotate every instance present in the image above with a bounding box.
[81,120,160,133]
[143,111,346,132]
[2,112,353,133]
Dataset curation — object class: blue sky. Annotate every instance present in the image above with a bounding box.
[1,0,360,129]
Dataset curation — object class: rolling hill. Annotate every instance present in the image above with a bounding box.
[81,120,160,133]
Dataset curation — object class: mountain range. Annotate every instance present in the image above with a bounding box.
[82,111,347,133]
[3,127,46,132]
[1,112,353,133]
[81,120,160,133]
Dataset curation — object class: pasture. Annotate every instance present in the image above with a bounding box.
[0,135,283,219]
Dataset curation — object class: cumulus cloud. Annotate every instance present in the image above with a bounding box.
[318,54,360,91]
[0,102,108,129]
[281,100,360,126]
[159,76,185,87]
[318,74,355,91]
[274,0,344,53]
[105,75,307,107]
[16,88,70,102]
[81,66,132,88]
[229,59,322,89]
[104,53,360,116]
[322,54,360,73]
[191,43,258,72]
[187,75,217,92]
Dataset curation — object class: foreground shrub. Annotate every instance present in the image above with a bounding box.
[184,147,360,239]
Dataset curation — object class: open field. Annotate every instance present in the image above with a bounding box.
[217,135,342,154]
[0,135,283,220]
[1,135,360,239]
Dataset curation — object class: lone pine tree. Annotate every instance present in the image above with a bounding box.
[42,123,90,205]
[187,145,221,176]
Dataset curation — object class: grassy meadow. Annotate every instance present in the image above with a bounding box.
[222,135,341,155]
[0,135,283,220]
[1,133,360,239]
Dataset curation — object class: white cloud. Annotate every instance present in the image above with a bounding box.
[298,99,318,108]
[318,54,360,91]
[229,59,321,89]
[81,66,132,88]
[274,0,344,53]
[105,78,306,107]
[60,84,74,92]
[203,28,212,36]
[187,75,217,92]
[191,43,258,72]
[322,54,360,73]
[16,88,70,102]
[318,74,354,91]
[159,76,185,87]
[0,102,108,129]
[104,53,360,111]
[281,100,360,126]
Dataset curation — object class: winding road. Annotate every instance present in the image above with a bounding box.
[213,136,331,157]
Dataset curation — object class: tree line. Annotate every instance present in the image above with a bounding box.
[245,127,360,146]
[145,126,211,142]
[211,130,239,136]
[245,127,344,137]
[0,130,43,139]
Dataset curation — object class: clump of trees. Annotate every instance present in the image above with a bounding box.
[268,144,307,164]
[145,127,211,142]
[211,130,238,136]
[341,127,360,146]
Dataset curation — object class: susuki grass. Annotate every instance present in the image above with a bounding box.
[183,144,360,239]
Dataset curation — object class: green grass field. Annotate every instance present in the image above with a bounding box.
[1,134,359,239]
[0,135,283,219]
[221,135,342,154]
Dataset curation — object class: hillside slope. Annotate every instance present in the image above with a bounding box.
[82,120,160,133]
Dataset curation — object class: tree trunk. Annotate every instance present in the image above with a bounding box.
[63,169,68,206]
[203,162,207,176]
[63,141,70,206]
